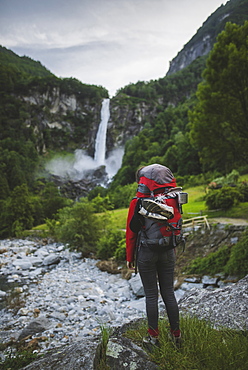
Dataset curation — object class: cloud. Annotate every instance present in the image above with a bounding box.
[0,0,226,95]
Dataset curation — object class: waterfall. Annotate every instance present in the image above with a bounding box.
[46,97,124,182]
[94,98,110,165]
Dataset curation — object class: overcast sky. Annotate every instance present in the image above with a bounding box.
[0,0,227,96]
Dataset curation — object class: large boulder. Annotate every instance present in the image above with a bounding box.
[21,338,99,370]
[105,336,158,370]
[21,320,158,370]
[95,320,158,370]
[178,275,248,330]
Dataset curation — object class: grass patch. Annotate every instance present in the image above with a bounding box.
[95,325,111,370]
[183,200,207,218]
[124,316,248,370]
[214,203,248,219]
[32,224,48,230]
[109,208,128,229]
[240,174,248,181]
[23,223,50,238]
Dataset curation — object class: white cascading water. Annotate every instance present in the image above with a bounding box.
[94,98,110,165]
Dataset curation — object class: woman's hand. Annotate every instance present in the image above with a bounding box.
[126,261,134,269]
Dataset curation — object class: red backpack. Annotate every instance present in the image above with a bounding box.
[131,189,187,251]
[130,164,187,251]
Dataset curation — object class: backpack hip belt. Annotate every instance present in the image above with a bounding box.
[141,235,182,248]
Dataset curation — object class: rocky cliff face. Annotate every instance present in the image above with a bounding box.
[107,95,158,151]
[167,35,212,76]
[20,88,155,159]
[167,0,248,75]
[20,87,102,156]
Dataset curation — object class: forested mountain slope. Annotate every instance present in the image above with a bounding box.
[0,0,247,238]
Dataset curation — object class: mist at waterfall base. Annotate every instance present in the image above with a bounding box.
[45,147,124,183]
[45,99,124,186]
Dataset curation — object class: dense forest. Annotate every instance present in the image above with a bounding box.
[111,21,248,188]
[0,46,108,237]
[0,18,248,240]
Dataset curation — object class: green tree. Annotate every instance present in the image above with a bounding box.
[11,184,34,226]
[189,21,248,173]
[0,170,10,199]
[7,183,34,236]
[41,182,72,220]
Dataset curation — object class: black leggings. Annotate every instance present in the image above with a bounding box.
[138,246,179,332]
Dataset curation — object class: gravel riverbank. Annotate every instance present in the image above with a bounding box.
[0,238,149,354]
[0,229,245,359]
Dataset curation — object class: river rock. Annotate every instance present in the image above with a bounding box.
[43,254,61,266]
[28,256,43,267]
[18,316,52,341]
[202,275,219,286]
[184,277,201,283]
[180,282,203,290]
[125,297,146,313]
[0,290,7,298]
[12,259,32,270]
[129,273,145,297]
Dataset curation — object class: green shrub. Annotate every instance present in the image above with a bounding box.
[238,181,248,202]
[87,186,108,201]
[96,229,125,260]
[185,229,248,278]
[40,182,72,220]
[90,194,114,212]
[205,186,243,210]
[114,239,126,261]
[54,198,104,255]
[208,170,240,189]
[225,229,248,278]
[185,245,231,275]
[0,183,34,237]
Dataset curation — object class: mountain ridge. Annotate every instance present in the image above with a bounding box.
[167,0,248,75]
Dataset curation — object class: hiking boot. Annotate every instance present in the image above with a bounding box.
[142,334,159,351]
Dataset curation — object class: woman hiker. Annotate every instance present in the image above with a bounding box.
[126,164,182,349]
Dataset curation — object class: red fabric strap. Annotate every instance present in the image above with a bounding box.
[139,176,177,192]
[148,328,159,338]
[170,329,181,337]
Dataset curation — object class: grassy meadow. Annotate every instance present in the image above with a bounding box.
[109,177,248,230]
